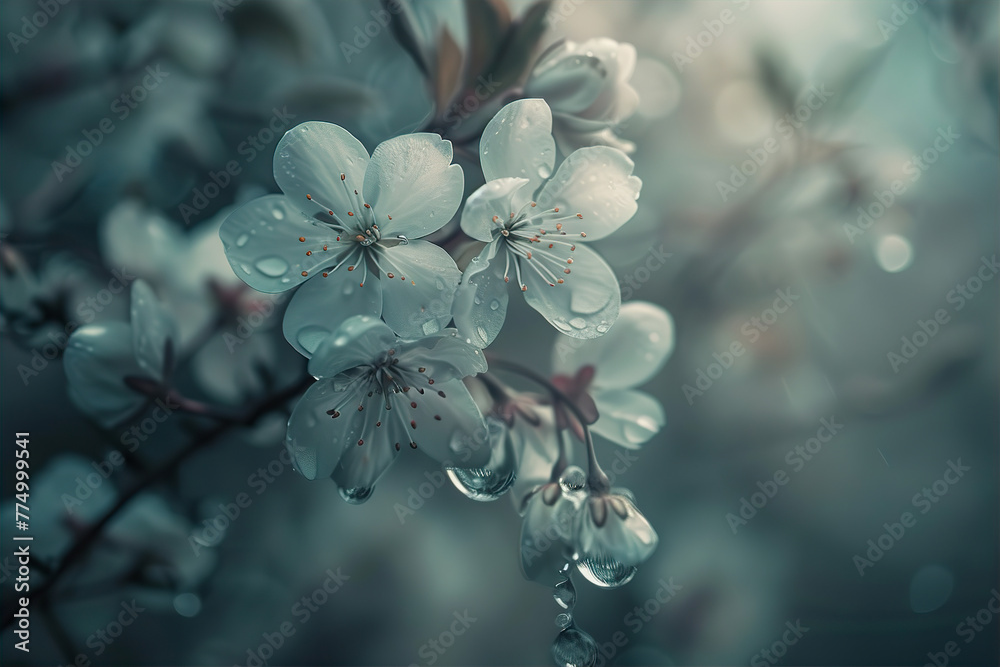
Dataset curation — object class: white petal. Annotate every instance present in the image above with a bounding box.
[391,378,489,466]
[130,280,175,381]
[100,199,182,284]
[535,146,641,241]
[590,389,665,449]
[480,99,556,204]
[460,177,531,242]
[363,133,464,240]
[308,315,396,379]
[520,486,578,584]
[395,329,488,381]
[525,47,608,114]
[283,267,382,358]
[375,240,460,339]
[330,428,399,503]
[553,301,674,388]
[452,243,508,348]
[64,322,146,428]
[285,376,367,481]
[219,194,354,293]
[521,243,620,339]
[575,494,657,567]
[273,121,370,219]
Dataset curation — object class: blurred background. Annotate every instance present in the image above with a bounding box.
[1,0,998,665]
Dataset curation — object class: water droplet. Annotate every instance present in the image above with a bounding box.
[551,624,598,667]
[255,256,290,277]
[476,326,488,344]
[236,233,249,247]
[596,323,610,334]
[576,553,637,588]
[552,319,572,333]
[569,317,587,329]
[272,207,285,220]
[421,319,441,335]
[489,299,500,311]
[559,466,586,493]
[555,612,573,629]
[538,164,553,179]
[339,486,374,504]
[435,278,445,290]
[445,465,516,501]
[553,578,577,610]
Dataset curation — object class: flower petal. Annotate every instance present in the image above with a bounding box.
[283,267,383,358]
[553,301,674,389]
[520,486,579,584]
[130,280,175,381]
[376,240,460,339]
[219,194,352,293]
[460,177,531,242]
[396,329,487,381]
[452,243,509,348]
[308,315,396,379]
[392,378,489,466]
[285,376,368,481]
[330,431,398,504]
[363,133,464,239]
[521,243,620,339]
[535,146,641,241]
[590,389,665,449]
[64,322,146,428]
[525,49,608,114]
[480,99,556,204]
[575,494,657,567]
[273,121,370,219]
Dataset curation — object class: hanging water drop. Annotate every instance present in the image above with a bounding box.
[576,553,637,588]
[555,612,573,629]
[553,578,577,610]
[559,466,586,493]
[551,624,598,667]
[338,486,374,504]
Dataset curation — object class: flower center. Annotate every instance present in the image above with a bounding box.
[491,201,585,292]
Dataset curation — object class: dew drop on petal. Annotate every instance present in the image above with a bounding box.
[551,624,598,667]
[421,320,441,335]
[538,164,552,179]
[272,207,285,220]
[552,318,572,333]
[576,554,637,588]
[255,256,290,277]
[489,299,500,311]
[569,317,587,330]
[235,233,249,247]
[555,612,573,629]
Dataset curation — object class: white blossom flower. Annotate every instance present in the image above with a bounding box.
[454,99,642,344]
[552,301,674,448]
[573,488,658,587]
[285,315,488,503]
[64,280,176,428]
[220,121,465,344]
[525,38,640,154]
